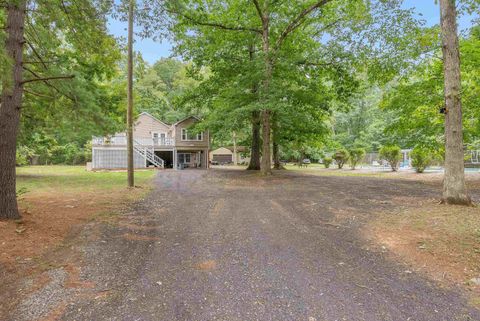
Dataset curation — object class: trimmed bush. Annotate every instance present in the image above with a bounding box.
[349,148,366,170]
[323,157,333,168]
[379,145,402,172]
[411,146,432,173]
[334,148,349,169]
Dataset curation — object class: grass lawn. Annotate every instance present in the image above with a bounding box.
[1,166,156,270]
[17,165,155,194]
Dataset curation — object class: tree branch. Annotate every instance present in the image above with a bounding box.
[24,89,55,99]
[252,0,264,22]
[171,9,261,34]
[21,75,75,85]
[24,39,48,69]
[275,0,333,49]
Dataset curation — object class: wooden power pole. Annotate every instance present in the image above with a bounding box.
[127,0,135,188]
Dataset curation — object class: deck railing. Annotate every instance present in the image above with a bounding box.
[92,135,175,147]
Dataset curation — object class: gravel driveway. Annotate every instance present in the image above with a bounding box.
[10,169,480,321]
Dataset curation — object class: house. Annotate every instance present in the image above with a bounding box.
[91,112,209,169]
[209,146,250,164]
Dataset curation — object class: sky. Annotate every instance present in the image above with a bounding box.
[107,1,476,65]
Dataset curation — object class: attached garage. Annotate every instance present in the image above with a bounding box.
[212,154,233,163]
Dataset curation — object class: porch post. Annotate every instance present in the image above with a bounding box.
[173,148,177,170]
[205,149,209,169]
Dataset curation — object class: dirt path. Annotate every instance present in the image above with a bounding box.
[7,169,480,321]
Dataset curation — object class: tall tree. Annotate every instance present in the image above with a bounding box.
[0,0,122,219]
[0,1,27,219]
[439,0,471,205]
[169,0,423,175]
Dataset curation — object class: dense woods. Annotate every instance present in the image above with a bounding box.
[1,0,480,218]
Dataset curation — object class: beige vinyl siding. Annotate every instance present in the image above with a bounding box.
[133,113,171,139]
[174,117,209,148]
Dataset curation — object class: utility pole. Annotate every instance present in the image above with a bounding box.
[127,0,135,187]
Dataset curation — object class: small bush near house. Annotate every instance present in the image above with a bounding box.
[349,148,366,170]
[334,148,349,169]
[84,141,93,162]
[379,145,402,171]
[411,146,433,173]
[323,157,333,168]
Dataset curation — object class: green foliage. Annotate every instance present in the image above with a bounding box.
[323,157,333,169]
[382,25,480,150]
[135,58,203,124]
[16,151,28,167]
[16,146,35,166]
[10,1,125,159]
[83,141,93,162]
[349,148,366,170]
[334,148,350,169]
[167,0,424,161]
[17,134,91,166]
[379,145,402,172]
[50,143,84,165]
[410,146,433,173]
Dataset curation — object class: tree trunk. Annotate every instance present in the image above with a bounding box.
[232,131,238,165]
[260,13,272,175]
[127,0,135,187]
[439,0,471,205]
[273,140,281,169]
[247,111,261,170]
[0,2,27,220]
[261,109,272,174]
[272,119,281,169]
[246,43,261,171]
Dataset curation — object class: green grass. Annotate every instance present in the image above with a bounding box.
[16,166,156,194]
[284,164,393,178]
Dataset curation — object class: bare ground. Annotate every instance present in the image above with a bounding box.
[2,169,480,321]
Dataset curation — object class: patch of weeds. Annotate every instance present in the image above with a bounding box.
[475,229,480,242]
[94,210,120,223]
[16,187,29,201]
[417,241,427,250]
[34,258,63,272]
[469,296,480,309]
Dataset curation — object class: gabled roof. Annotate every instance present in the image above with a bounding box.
[172,115,201,126]
[225,146,248,153]
[137,111,170,127]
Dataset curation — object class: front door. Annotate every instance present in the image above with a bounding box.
[160,133,166,145]
[152,132,159,145]
[152,132,166,145]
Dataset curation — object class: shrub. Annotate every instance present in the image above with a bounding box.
[50,143,85,165]
[334,148,349,169]
[16,150,28,166]
[349,148,366,170]
[323,157,333,168]
[379,145,402,171]
[411,146,432,173]
[16,146,35,166]
[83,141,93,162]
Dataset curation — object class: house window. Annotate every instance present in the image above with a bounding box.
[181,128,203,141]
